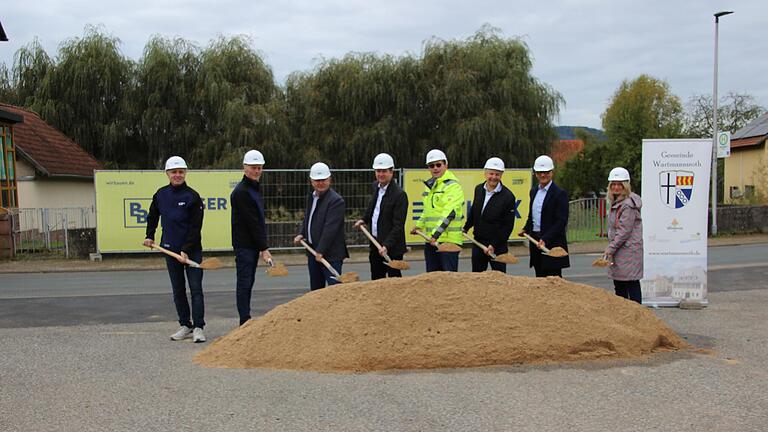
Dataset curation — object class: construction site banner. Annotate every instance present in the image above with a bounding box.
[401,169,531,245]
[95,170,241,253]
[640,139,712,306]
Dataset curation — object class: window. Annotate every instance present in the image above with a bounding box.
[730,186,742,199]
[744,185,755,199]
[0,125,18,208]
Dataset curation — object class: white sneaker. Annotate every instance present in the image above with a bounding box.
[170,326,193,341]
[192,327,206,343]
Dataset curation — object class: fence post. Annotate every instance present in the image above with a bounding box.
[64,212,69,259]
[42,208,50,250]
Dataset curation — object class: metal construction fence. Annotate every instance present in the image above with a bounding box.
[8,186,608,257]
[9,207,96,256]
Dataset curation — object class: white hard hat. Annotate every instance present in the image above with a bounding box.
[164,156,188,171]
[243,150,265,165]
[608,167,631,182]
[372,153,395,169]
[484,157,505,172]
[426,149,448,164]
[309,162,331,180]
[533,155,555,172]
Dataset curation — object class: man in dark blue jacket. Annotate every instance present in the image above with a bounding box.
[519,155,570,277]
[463,157,516,273]
[143,156,206,343]
[230,150,272,325]
[293,162,349,290]
[354,153,409,279]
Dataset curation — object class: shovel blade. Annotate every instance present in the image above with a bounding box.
[492,253,519,264]
[385,260,410,270]
[266,263,289,276]
[546,247,569,258]
[336,272,360,283]
[592,258,611,267]
[436,242,462,253]
[198,257,223,270]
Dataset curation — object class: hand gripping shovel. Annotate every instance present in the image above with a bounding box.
[521,233,569,258]
[357,224,410,270]
[462,232,518,264]
[299,239,359,283]
[413,229,462,253]
[145,243,223,270]
[265,258,289,276]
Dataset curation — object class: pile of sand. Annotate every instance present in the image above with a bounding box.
[194,272,689,372]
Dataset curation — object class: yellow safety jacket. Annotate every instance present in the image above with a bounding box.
[415,170,465,245]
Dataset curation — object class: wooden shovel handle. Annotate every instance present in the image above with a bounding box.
[299,239,341,278]
[358,224,393,263]
[522,233,552,254]
[145,242,200,267]
[413,229,433,242]
[462,232,497,259]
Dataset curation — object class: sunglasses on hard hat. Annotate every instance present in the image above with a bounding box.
[428,162,443,169]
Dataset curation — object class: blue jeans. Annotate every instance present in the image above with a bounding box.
[424,245,459,272]
[235,248,260,325]
[307,256,342,290]
[165,249,204,328]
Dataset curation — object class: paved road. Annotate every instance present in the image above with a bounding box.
[1,243,767,328]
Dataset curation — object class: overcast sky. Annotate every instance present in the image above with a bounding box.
[1,0,766,129]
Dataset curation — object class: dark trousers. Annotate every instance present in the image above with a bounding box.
[308,256,343,290]
[471,244,507,273]
[165,249,204,329]
[369,250,403,280]
[529,231,562,278]
[235,247,260,325]
[424,244,459,272]
[614,280,642,304]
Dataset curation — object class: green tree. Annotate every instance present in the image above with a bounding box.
[10,38,53,108]
[600,74,684,188]
[556,129,609,197]
[684,92,764,138]
[33,25,133,164]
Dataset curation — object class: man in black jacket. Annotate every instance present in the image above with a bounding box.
[293,162,349,290]
[463,157,516,273]
[354,153,409,279]
[143,156,206,342]
[231,150,273,325]
[519,155,570,277]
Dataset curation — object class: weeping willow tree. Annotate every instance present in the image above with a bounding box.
[8,38,54,108]
[33,25,133,164]
[285,26,563,168]
[129,36,201,168]
[192,36,284,168]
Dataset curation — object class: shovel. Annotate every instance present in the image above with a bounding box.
[299,239,359,283]
[462,232,518,264]
[412,229,462,253]
[592,254,612,267]
[357,224,410,270]
[521,233,569,257]
[145,243,223,270]
[265,258,289,276]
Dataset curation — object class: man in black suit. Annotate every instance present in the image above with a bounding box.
[463,157,517,273]
[355,153,409,279]
[519,155,570,277]
[293,162,349,290]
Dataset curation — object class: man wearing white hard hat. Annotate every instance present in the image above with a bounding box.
[293,162,349,290]
[410,149,464,272]
[463,157,517,273]
[230,150,273,325]
[354,153,409,279]
[143,156,207,342]
[519,155,570,277]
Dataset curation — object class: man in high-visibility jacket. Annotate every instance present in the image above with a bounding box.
[411,149,464,272]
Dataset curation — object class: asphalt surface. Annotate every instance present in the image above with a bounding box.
[1,243,767,431]
[1,243,767,328]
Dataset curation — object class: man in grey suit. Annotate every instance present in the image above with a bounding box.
[293,162,349,290]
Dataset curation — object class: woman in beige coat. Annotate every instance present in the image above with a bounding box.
[604,167,643,304]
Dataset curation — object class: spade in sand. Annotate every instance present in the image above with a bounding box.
[357,224,410,270]
[412,229,462,253]
[145,243,223,270]
[522,233,569,258]
[462,232,518,264]
[299,239,359,283]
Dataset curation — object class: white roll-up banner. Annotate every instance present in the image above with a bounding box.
[641,139,712,306]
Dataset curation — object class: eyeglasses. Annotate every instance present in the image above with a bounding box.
[428,162,443,168]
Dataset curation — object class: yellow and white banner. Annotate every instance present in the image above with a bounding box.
[640,139,712,306]
[402,168,531,244]
[95,170,241,252]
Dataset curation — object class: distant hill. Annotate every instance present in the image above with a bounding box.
[555,126,606,140]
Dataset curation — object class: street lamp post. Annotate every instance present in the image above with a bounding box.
[711,10,733,236]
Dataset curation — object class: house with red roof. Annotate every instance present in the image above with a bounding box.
[0,103,102,209]
[724,112,768,203]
